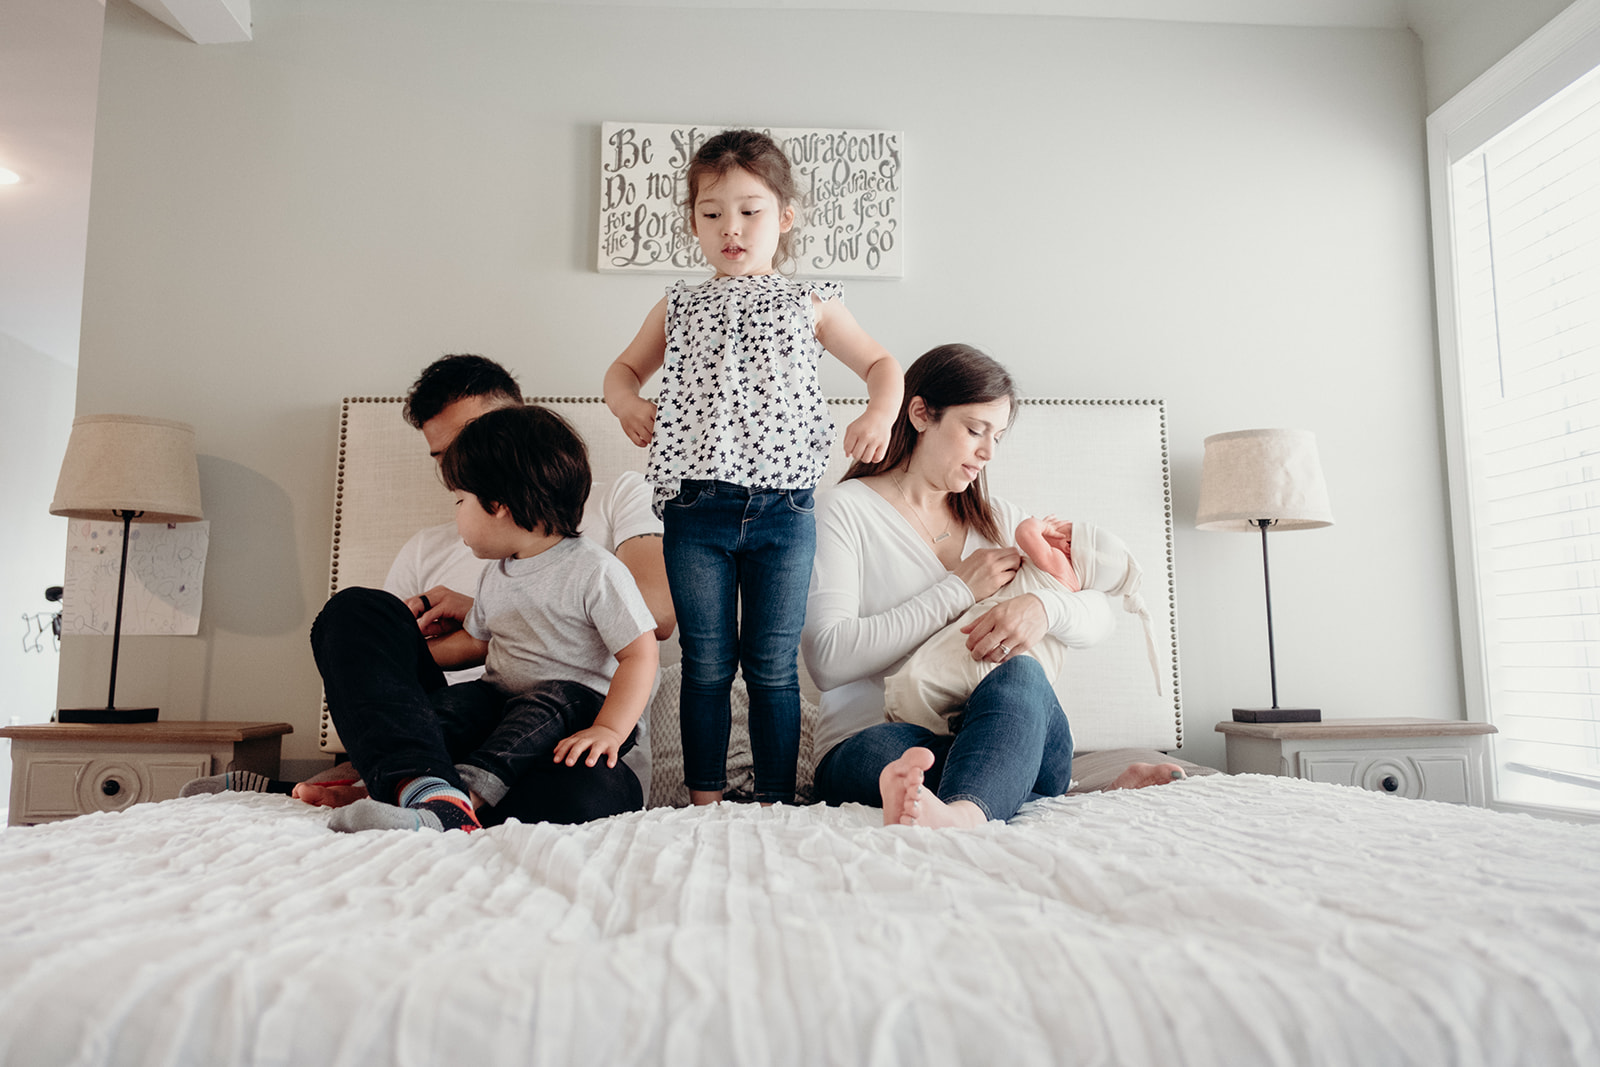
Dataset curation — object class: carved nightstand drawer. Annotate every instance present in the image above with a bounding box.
[21,752,211,820]
[1216,718,1497,805]
[1,721,292,826]
[1298,748,1475,803]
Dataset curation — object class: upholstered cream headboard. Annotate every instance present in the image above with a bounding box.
[322,396,1183,754]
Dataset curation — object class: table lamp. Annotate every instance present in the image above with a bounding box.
[1196,428,1333,723]
[49,414,204,724]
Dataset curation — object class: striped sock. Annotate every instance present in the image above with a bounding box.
[397,776,480,832]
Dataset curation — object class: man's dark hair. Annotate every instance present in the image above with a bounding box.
[439,405,591,538]
[402,354,522,429]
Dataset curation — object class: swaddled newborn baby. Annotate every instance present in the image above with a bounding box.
[882,518,1162,733]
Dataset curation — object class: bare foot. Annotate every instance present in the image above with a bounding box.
[1107,762,1188,790]
[879,748,935,826]
[291,781,369,808]
[876,750,988,828]
[905,791,987,829]
[689,789,723,806]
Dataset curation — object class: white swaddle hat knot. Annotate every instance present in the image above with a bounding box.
[1072,522,1163,696]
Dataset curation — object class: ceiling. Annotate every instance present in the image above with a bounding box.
[0,0,1499,368]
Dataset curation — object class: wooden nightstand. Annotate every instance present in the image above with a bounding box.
[0,721,293,826]
[1215,717,1498,805]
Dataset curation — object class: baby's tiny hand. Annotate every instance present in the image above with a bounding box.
[1042,520,1072,553]
[843,410,893,464]
[618,399,657,448]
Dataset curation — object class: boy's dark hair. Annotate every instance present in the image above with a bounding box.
[403,354,522,429]
[439,406,591,538]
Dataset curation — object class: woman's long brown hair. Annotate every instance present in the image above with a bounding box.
[842,343,1016,544]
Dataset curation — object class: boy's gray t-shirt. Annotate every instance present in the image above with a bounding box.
[463,536,655,697]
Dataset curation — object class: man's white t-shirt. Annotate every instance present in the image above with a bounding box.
[384,471,661,609]
[381,470,662,796]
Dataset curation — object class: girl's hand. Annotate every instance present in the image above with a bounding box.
[843,409,893,464]
[605,298,669,446]
[961,592,1048,663]
[617,397,657,448]
[952,547,1022,600]
[553,725,626,768]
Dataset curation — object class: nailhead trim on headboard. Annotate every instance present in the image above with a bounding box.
[1013,398,1181,744]
[332,396,407,595]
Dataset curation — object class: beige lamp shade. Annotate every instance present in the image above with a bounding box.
[50,414,204,524]
[1196,428,1333,532]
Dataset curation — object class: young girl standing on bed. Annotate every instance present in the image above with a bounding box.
[604,128,903,806]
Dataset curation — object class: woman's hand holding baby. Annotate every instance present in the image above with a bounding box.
[961,593,1048,663]
[953,546,1022,601]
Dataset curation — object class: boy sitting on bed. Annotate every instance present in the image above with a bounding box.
[324,404,660,833]
[883,517,1163,732]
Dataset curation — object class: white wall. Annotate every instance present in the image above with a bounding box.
[0,0,99,820]
[1411,0,1577,108]
[70,0,1447,773]
[1,333,76,812]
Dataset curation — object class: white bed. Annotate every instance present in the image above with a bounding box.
[1,775,1597,1065]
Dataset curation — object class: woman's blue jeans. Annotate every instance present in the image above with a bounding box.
[663,480,815,804]
[813,656,1075,822]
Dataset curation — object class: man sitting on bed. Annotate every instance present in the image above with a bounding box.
[183,354,675,821]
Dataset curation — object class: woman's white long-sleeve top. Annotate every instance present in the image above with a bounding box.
[801,479,1116,759]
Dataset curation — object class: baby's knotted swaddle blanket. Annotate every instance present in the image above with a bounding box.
[882,521,1162,733]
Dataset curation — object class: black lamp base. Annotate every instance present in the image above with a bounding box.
[56,707,159,725]
[1233,707,1321,724]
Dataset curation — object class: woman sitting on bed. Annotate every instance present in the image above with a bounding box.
[800,344,1184,827]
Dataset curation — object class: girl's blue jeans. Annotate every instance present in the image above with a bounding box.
[813,656,1075,822]
[663,479,815,804]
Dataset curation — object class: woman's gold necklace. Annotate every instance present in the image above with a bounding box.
[892,471,952,544]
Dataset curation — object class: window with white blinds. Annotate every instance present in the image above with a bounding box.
[1446,51,1600,815]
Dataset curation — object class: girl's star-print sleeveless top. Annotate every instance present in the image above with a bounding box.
[646,273,841,515]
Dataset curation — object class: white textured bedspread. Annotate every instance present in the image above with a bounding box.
[1,774,1597,1067]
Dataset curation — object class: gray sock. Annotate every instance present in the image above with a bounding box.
[179,770,281,797]
[328,797,444,833]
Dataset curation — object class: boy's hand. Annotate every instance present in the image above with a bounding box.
[553,725,627,768]
[616,397,658,448]
[843,409,893,464]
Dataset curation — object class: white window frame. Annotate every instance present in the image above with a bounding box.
[1428,0,1600,822]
